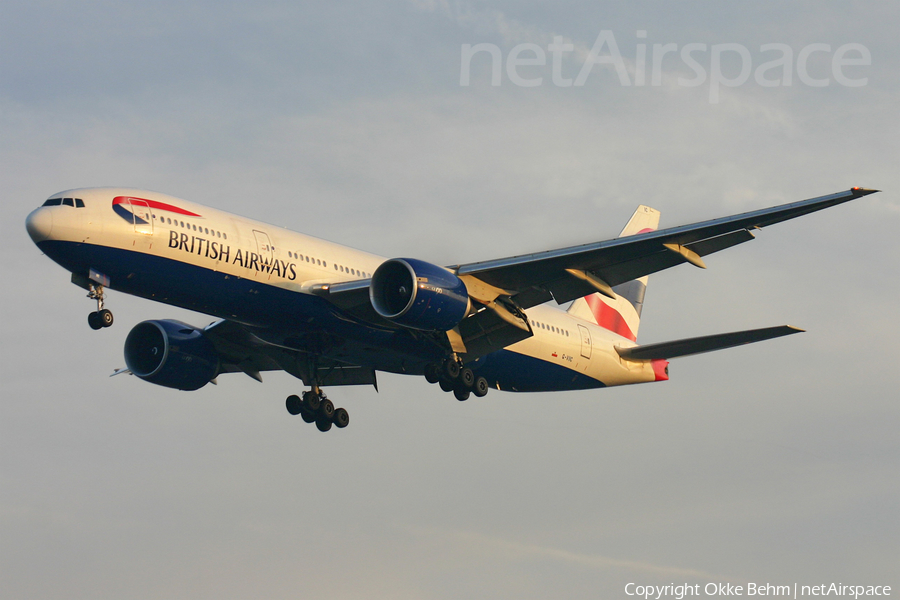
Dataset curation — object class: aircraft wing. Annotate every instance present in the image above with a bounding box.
[200,319,378,387]
[454,188,878,309]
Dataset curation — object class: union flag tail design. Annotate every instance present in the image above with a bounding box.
[566,205,660,341]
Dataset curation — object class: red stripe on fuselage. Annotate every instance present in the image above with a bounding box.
[112,196,202,217]
[584,294,636,341]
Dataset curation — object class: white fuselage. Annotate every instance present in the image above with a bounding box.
[27,187,664,391]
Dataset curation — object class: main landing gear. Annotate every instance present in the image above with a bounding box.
[285,387,350,432]
[424,357,489,401]
[87,283,113,330]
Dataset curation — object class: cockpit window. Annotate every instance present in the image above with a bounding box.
[42,197,85,208]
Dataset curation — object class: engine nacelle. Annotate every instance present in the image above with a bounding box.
[370,258,470,331]
[124,320,220,391]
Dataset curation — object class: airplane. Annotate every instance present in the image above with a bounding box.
[25,186,878,432]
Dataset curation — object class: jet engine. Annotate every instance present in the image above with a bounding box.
[124,320,220,390]
[369,258,470,331]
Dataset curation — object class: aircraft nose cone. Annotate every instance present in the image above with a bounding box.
[26,207,53,243]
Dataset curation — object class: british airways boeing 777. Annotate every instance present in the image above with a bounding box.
[25,187,877,431]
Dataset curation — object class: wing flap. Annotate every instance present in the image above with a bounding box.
[457,301,533,359]
[616,325,804,361]
[685,228,756,257]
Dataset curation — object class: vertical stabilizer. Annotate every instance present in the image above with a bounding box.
[567,205,660,340]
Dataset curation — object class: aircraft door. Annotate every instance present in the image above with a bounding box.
[577,324,592,359]
[253,230,274,274]
[128,198,154,235]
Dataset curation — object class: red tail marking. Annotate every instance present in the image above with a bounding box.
[584,295,636,342]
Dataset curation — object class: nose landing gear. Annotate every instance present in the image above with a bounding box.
[87,284,113,330]
[285,387,350,432]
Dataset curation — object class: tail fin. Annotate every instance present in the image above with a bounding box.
[567,205,660,341]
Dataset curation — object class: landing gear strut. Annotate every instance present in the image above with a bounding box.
[425,356,489,401]
[87,283,113,330]
[285,387,350,432]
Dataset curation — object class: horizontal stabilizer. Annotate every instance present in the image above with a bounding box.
[616,325,804,361]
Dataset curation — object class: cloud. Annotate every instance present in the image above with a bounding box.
[409,525,735,581]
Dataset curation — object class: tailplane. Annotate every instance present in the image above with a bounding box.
[567,205,660,341]
[616,325,804,361]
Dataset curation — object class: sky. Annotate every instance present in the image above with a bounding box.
[2,1,898,598]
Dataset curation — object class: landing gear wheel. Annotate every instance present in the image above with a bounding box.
[318,398,335,419]
[439,378,455,393]
[86,283,112,329]
[303,390,321,412]
[472,376,489,397]
[424,363,441,384]
[333,407,350,428]
[453,386,471,401]
[88,311,103,330]
[444,360,461,380]
[98,309,114,328]
[459,368,475,388]
[293,384,347,431]
[286,394,303,415]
